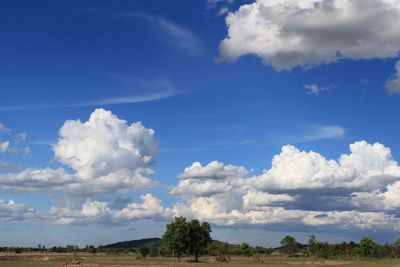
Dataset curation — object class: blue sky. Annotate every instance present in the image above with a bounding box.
[1,0,400,247]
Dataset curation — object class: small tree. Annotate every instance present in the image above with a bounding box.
[139,245,150,259]
[280,235,298,257]
[240,243,254,257]
[149,247,159,257]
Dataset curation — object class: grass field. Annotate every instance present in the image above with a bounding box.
[0,253,399,267]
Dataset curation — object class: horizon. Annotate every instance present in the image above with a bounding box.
[1,0,400,248]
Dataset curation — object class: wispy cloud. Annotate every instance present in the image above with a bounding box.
[305,84,330,95]
[0,91,178,111]
[0,76,181,112]
[123,12,200,54]
[268,125,345,145]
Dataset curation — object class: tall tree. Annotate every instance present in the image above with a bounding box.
[280,235,298,257]
[162,216,190,260]
[187,219,212,262]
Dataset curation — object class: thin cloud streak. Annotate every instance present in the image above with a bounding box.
[123,12,200,54]
[267,125,346,145]
[0,90,180,112]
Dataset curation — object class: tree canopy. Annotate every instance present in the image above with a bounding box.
[162,216,212,262]
[280,235,298,257]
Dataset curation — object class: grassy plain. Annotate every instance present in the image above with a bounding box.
[0,253,399,267]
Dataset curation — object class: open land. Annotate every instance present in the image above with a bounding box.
[1,253,400,267]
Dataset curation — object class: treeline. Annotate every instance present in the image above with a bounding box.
[2,217,400,262]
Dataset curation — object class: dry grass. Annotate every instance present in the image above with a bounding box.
[0,252,399,267]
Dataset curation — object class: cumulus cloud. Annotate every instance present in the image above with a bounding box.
[171,161,248,197]
[50,194,164,225]
[384,60,400,94]
[0,109,159,195]
[219,0,400,70]
[0,199,38,222]
[168,141,400,231]
[253,141,400,191]
[178,161,248,180]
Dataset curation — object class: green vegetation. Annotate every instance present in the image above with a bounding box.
[2,217,400,266]
[162,216,212,262]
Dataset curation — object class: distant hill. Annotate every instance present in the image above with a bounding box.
[103,238,161,249]
[274,242,307,250]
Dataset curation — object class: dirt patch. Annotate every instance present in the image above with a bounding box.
[286,261,352,265]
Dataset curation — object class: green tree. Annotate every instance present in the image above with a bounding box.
[360,237,376,257]
[149,247,159,257]
[308,235,318,257]
[162,217,212,262]
[240,242,254,257]
[187,219,212,262]
[208,241,230,262]
[280,235,298,257]
[139,245,150,259]
[162,216,190,260]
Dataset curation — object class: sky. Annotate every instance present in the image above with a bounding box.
[1,0,400,248]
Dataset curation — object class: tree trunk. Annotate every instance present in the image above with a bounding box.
[195,251,198,262]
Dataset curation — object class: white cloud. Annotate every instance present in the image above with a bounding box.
[14,132,27,142]
[178,161,248,180]
[218,7,230,16]
[219,0,400,70]
[305,84,330,95]
[125,13,200,54]
[273,125,345,144]
[167,141,400,231]
[0,109,159,195]
[171,161,248,197]
[0,123,10,135]
[0,199,38,222]
[384,60,400,94]
[50,194,164,225]
[0,141,9,153]
[253,141,399,191]
[207,0,235,9]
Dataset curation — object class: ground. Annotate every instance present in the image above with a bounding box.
[0,253,399,267]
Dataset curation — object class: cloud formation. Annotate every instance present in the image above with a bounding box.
[0,109,159,194]
[50,194,164,225]
[0,199,38,223]
[385,60,400,94]
[167,141,400,231]
[219,0,400,70]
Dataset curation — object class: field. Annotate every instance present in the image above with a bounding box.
[1,253,400,267]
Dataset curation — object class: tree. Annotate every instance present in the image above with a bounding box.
[240,243,254,257]
[149,247,159,257]
[162,216,190,260]
[162,217,212,262]
[308,235,318,257]
[187,219,212,262]
[139,245,150,259]
[280,235,298,257]
[360,237,376,257]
